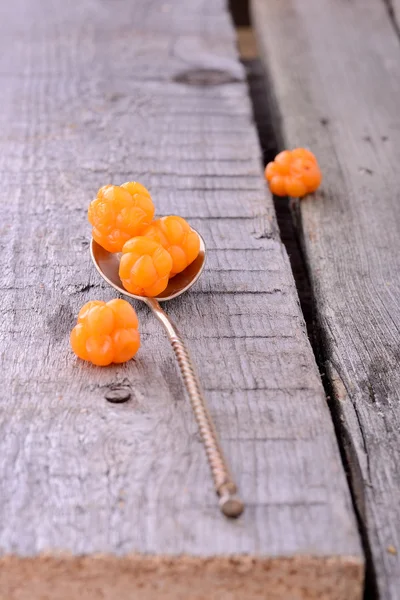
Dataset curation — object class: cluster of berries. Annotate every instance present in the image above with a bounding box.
[72,146,321,367]
[88,182,200,297]
[71,182,200,366]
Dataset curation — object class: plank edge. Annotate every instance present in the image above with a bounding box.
[0,554,364,600]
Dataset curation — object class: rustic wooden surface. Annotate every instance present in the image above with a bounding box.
[390,0,400,27]
[0,0,363,597]
[252,0,400,598]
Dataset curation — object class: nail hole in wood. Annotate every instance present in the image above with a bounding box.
[105,387,131,404]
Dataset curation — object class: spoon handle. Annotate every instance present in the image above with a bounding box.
[146,297,244,518]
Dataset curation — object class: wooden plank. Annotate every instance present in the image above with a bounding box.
[389,0,400,29]
[0,0,363,598]
[252,0,400,597]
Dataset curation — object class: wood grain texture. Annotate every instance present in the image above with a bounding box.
[252,0,400,597]
[388,0,400,29]
[0,0,363,597]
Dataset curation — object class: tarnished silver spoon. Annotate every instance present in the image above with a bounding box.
[90,235,244,518]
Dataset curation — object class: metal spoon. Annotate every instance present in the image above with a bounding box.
[90,235,244,518]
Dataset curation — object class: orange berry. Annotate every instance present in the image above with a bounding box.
[121,181,152,197]
[78,300,104,323]
[70,299,140,366]
[88,182,155,253]
[291,148,317,163]
[143,216,200,276]
[285,177,307,198]
[106,298,139,329]
[307,170,322,193]
[299,161,322,192]
[112,328,141,363]
[269,175,287,197]
[274,150,293,174]
[86,335,114,366]
[264,148,322,197]
[70,323,90,361]
[85,304,115,337]
[119,236,173,297]
[265,162,280,181]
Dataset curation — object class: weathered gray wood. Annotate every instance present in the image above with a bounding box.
[0,0,363,597]
[390,0,400,28]
[252,0,400,597]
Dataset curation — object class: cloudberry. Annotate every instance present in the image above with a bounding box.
[119,236,173,297]
[265,148,322,197]
[88,182,155,253]
[142,215,200,276]
[70,299,140,366]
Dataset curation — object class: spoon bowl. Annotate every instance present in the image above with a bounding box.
[90,235,206,302]
[90,233,244,518]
